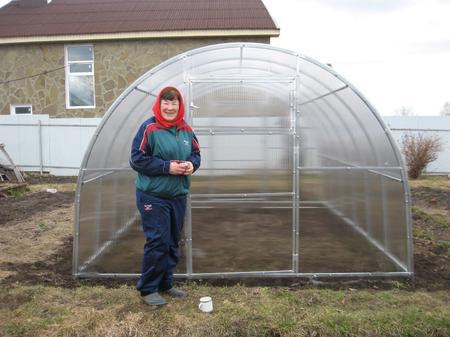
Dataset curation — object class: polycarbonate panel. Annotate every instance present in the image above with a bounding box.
[298,208,399,273]
[77,176,102,268]
[336,89,400,168]
[299,89,400,169]
[384,179,408,265]
[139,59,189,94]
[78,172,133,269]
[86,89,149,169]
[314,99,360,166]
[297,115,320,168]
[297,58,346,100]
[299,171,401,273]
[184,45,243,77]
[241,46,298,76]
[298,108,329,167]
[321,93,377,166]
[75,42,411,277]
[191,200,293,273]
[191,81,292,129]
[191,133,292,194]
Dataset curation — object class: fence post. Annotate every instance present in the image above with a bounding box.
[38,119,43,175]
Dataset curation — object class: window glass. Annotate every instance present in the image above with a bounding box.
[68,46,93,62]
[65,44,95,108]
[69,76,95,107]
[10,104,32,115]
[15,106,32,114]
[70,63,93,73]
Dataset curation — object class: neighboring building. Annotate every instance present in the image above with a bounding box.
[0,0,279,118]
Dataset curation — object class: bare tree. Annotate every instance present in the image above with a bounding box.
[401,133,443,179]
[440,101,450,116]
[395,106,415,116]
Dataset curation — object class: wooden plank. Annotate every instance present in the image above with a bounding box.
[0,144,25,183]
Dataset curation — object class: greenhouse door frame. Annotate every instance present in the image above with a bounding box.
[183,77,300,278]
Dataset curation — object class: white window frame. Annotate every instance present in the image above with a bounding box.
[64,44,96,109]
[10,104,33,115]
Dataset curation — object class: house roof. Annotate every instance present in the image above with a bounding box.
[0,0,279,42]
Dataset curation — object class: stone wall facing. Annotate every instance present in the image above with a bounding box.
[0,36,269,118]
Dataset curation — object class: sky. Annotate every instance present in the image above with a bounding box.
[262,0,450,116]
[1,0,449,116]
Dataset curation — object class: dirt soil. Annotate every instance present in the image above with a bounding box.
[409,186,450,290]
[0,175,449,291]
[0,191,74,227]
[21,172,77,185]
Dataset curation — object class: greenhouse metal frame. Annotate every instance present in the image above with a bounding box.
[73,43,413,279]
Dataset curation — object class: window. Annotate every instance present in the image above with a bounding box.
[10,104,32,115]
[65,44,95,108]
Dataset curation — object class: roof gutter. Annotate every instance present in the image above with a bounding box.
[0,29,280,45]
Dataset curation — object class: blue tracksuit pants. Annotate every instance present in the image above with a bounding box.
[135,189,187,295]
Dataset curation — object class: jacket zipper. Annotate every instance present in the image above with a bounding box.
[175,129,182,160]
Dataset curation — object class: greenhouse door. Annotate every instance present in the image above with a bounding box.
[187,79,298,276]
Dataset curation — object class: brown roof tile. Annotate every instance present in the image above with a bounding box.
[0,0,278,38]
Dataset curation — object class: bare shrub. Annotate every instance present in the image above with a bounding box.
[401,133,443,179]
[440,101,450,116]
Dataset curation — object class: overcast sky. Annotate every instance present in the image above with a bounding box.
[1,0,449,116]
[262,0,450,116]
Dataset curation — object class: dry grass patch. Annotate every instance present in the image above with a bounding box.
[409,176,450,189]
[28,183,77,194]
[0,284,449,337]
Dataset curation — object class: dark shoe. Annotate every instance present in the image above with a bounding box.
[163,287,188,298]
[142,292,166,306]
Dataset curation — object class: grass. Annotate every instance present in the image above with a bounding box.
[408,175,450,189]
[37,221,49,232]
[27,183,77,193]
[1,182,76,198]
[412,206,449,255]
[437,241,450,250]
[412,206,450,231]
[437,240,450,257]
[0,285,449,337]
[4,185,30,197]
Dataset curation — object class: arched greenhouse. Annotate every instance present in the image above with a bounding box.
[73,43,413,278]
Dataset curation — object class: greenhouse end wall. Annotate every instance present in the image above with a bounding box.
[74,43,413,279]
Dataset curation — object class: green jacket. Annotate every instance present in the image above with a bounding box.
[130,116,201,199]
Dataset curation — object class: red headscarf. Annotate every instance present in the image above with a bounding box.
[152,86,186,129]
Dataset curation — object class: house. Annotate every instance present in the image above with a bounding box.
[0,0,279,118]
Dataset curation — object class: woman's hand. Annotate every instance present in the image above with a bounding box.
[169,161,187,175]
[183,161,194,175]
[169,161,194,175]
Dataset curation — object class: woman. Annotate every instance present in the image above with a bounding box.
[130,87,201,306]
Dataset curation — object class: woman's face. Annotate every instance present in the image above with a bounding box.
[160,99,180,121]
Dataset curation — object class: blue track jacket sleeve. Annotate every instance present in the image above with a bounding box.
[129,123,170,176]
[187,133,201,172]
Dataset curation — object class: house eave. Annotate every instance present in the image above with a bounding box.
[0,29,280,45]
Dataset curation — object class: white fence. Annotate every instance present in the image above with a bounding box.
[0,115,100,176]
[0,115,449,176]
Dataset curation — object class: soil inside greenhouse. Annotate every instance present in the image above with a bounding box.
[0,175,449,291]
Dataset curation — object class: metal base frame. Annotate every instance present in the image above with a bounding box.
[74,271,413,279]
